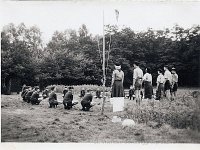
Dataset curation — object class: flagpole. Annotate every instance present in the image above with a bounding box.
[101,10,106,115]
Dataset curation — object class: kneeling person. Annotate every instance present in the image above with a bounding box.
[30,87,42,105]
[63,87,78,110]
[81,89,93,111]
[48,86,58,108]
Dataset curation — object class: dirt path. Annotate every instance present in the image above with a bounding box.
[1,94,200,143]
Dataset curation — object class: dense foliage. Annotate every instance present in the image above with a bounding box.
[1,23,200,92]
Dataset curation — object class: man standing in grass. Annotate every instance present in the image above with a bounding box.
[164,65,172,100]
[132,61,143,104]
[171,67,178,100]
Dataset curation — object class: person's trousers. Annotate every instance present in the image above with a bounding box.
[81,101,92,111]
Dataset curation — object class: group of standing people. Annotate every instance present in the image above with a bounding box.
[111,61,178,103]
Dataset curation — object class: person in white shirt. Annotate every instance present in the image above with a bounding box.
[111,64,124,97]
[143,68,153,100]
[133,61,143,104]
[164,65,172,100]
[156,69,165,100]
[171,67,178,99]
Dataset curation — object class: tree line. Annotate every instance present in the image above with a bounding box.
[1,23,200,94]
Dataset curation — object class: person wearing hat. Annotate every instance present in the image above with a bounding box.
[63,87,78,110]
[30,87,42,105]
[133,61,143,104]
[81,89,94,111]
[164,65,172,100]
[111,64,124,97]
[171,67,178,100]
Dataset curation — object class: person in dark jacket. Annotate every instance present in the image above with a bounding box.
[62,86,68,97]
[96,88,101,99]
[30,87,42,105]
[63,87,78,110]
[42,87,49,99]
[129,85,135,100]
[21,86,30,102]
[81,89,94,111]
[48,86,58,108]
[25,87,35,103]
[80,87,85,98]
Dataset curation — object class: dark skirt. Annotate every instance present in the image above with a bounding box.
[164,80,171,91]
[172,82,178,92]
[156,83,164,100]
[112,80,124,97]
[144,81,153,99]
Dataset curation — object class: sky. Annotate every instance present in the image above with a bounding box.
[1,1,200,44]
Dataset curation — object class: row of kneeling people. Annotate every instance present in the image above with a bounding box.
[21,85,97,111]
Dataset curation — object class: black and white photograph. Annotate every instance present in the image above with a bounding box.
[1,0,200,145]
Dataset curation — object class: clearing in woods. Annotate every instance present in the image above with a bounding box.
[1,88,200,143]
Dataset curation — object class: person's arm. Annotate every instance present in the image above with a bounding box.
[122,71,124,84]
[111,71,115,86]
[133,69,136,88]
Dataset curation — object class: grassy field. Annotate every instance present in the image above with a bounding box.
[1,88,200,143]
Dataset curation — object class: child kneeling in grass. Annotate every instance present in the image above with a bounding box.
[81,89,94,111]
[63,87,78,110]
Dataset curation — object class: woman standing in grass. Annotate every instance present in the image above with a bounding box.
[171,67,178,100]
[156,69,165,100]
[111,64,124,97]
[143,68,153,100]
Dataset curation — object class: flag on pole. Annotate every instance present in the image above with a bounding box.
[115,9,119,22]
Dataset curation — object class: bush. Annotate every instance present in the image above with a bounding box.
[125,92,200,131]
[47,84,111,94]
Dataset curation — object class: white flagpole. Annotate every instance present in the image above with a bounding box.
[101,10,106,115]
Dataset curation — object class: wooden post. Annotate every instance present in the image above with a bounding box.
[101,10,106,115]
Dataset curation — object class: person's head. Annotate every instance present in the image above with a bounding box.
[51,86,55,91]
[145,67,151,74]
[130,85,133,89]
[28,86,32,91]
[114,63,121,71]
[97,87,100,91]
[171,67,176,74]
[164,65,169,71]
[133,61,139,68]
[64,86,68,90]
[158,69,163,75]
[86,89,92,93]
[81,87,85,91]
[68,87,73,92]
[35,87,40,92]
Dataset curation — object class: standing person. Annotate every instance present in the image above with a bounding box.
[63,87,78,110]
[81,89,94,111]
[30,87,42,105]
[171,67,178,100]
[133,61,143,104]
[143,68,153,100]
[156,69,165,100]
[48,86,58,108]
[164,65,172,100]
[129,85,134,100]
[111,64,124,97]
